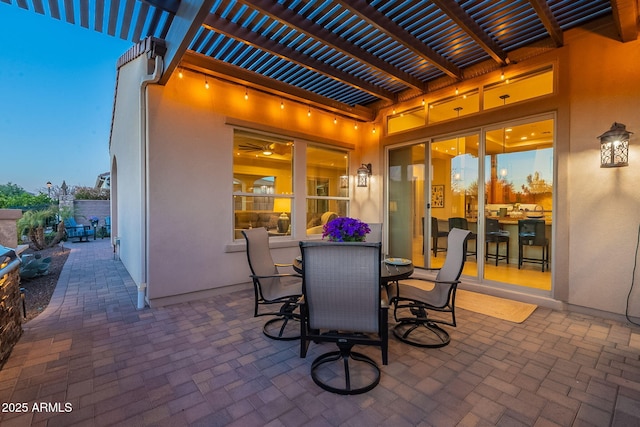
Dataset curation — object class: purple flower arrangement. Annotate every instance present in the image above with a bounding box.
[322,217,370,242]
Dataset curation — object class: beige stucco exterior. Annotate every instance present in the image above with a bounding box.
[110,18,640,319]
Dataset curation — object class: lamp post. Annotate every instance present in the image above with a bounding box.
[46,181,52,198]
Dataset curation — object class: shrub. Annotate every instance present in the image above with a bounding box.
[73,186,110,200]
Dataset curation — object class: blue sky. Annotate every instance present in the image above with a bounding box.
[0,5,132,193]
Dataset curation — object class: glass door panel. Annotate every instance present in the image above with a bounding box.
[388,144,426,267]
[483,118,553,290]
[430,134,479,276]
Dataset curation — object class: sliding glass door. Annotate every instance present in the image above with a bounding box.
[429,133,479,276]
[388,143,426,267]
[386,115,554,293]
[483,118,553,290]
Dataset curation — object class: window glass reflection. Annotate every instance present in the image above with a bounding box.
[233,130,293,239]
[306,145,349,235]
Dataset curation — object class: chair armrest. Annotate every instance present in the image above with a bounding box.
[381,287,390,308]
[400,277,460,286]
[250,273,302,280]
[275,263,294,267]
[390,277,460,301]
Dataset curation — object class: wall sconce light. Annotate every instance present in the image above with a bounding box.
[598,122,632,168]
[357,163,372,187]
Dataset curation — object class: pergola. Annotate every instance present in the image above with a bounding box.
[4,0,638,121]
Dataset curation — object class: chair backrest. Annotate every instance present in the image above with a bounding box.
[431,217,442,238]
[448,217,469,231]
[486,218,501,234]
[429,228,470,307]
[64,218,78,227]
[436,228,471,284]
[299,241,381,333]
[518,219,546,246]
[367,223,383,243]
[242,228,279,297]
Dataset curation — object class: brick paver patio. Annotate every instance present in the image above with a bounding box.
[0,238,639,426]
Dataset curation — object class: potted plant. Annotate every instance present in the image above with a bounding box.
[322,217,371,242]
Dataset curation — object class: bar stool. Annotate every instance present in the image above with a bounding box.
[485,218,509,266]
[448,217,476,259]
[518,219,549,272]
[425,217,448,257]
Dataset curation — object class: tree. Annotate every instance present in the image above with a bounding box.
[0,182,53,209]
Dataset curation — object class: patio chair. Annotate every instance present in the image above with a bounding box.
[367,223,383,243]
[64,218,94,242]
[298,241,387,395]
[103,216,111,238]
[390,228,471,348]
[242,228,302,340]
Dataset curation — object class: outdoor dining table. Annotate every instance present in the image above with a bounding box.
[292,256,414,285]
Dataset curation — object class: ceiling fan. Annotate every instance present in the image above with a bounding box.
[238,142,278,156]
[236,133,291,156]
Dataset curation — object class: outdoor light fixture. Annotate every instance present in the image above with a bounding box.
[46,181,52,197]
[339,175,349,189]
[598,122,632,168]
[598,122,633,168]
[357,163,372,187]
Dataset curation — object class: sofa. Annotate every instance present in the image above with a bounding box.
[234,211,290,239]
[234,210,338,238]
[305,211,338,235]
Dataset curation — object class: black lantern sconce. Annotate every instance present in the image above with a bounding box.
[598,122,632,168]
[357,163,372,187]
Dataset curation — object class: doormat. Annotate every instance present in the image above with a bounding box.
[456,290,537,323]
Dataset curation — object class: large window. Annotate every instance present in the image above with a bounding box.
[233,130,293,239]
[305,145,349,236]
[232,130,350,240]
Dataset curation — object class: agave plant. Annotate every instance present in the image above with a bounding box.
[20,253,52,279]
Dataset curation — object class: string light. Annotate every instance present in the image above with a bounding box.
[372,126,376,134]
[307,107,311,117]
[354,122,358,130]
[500,70,505,80]
[455,87,459,95]
[205,78,209,89]
[280,100,284,110]
[333,117,337,125]
[421,98,425,106]
[244,88,249,100]
[178,68,183,79]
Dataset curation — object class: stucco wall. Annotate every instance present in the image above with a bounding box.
[73,200,110,228]
[142,69,380,303]
[565,24,640,316]
[0,210,22,248]
[110,55,147,287]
